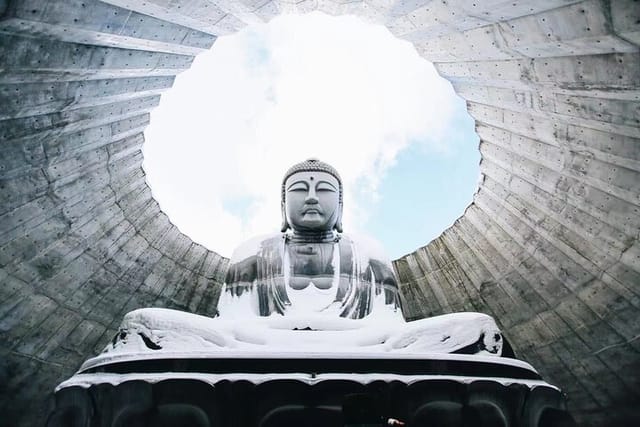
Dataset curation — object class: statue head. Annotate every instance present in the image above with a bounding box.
[281,159,343,233]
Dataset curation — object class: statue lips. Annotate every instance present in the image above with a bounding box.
[302,206,322,213]
[301,206,323,218]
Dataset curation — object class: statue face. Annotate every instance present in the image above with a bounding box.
[284,171,340,232]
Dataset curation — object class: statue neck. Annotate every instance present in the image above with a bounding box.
[288,229,339,243]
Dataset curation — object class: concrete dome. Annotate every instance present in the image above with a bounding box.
[0,1,638,425]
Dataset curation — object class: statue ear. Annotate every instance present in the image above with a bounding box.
[280,202,289,232]
[334,203,343,233]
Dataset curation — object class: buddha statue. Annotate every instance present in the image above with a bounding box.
[218,159,403,323]
[95,159,506,358]
[52,160,575,427]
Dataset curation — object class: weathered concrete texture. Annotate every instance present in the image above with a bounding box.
[0,0,638,426]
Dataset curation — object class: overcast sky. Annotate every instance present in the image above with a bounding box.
[143,12,479,260]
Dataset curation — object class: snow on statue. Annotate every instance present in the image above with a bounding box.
[90,159,507,366]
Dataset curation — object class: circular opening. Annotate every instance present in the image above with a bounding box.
[143,12,479,259]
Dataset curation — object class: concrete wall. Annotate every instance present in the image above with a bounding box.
[0,1,638,426]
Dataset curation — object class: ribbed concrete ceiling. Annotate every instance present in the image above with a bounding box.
[0,1,638,426]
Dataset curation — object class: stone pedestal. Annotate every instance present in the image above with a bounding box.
[47,353,575,427]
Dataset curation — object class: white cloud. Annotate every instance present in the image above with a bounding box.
[143,12,458,257]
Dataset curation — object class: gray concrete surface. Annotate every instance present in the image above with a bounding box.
[0,1,638,426]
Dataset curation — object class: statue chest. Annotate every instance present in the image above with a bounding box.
[289,243,334,273]
[286,243,336,290]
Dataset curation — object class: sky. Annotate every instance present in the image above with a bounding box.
[143,12,480,260]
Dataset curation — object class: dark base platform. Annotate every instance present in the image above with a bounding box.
[47,356,576,427]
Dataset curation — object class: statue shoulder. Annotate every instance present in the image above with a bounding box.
[342,233,397,286]
[229,232,282,264]
[342,232,394,267]
[225,232,283,284]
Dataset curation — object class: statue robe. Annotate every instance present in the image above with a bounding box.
[219,233,403,320]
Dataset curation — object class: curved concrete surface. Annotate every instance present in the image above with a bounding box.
[0,1,638,425]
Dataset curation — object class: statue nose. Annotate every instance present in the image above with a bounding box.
[305,190,319,203]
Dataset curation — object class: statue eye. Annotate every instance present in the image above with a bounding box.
[316,182,337,192]
[288,182,308,192]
